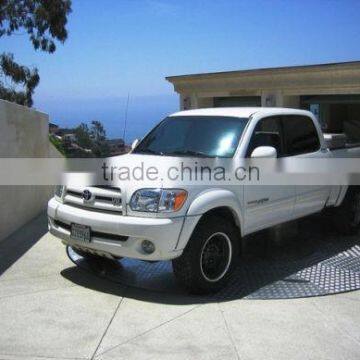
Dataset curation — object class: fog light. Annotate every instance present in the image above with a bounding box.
[141,240,155,254]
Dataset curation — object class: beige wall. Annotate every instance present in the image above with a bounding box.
[168,62,360,111]
[181,92,300,110]
[0,100,63,242]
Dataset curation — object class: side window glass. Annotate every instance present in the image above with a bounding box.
[283,115,320,156]
[246,116,284,157]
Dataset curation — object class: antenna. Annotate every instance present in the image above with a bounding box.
[122,93,130,143]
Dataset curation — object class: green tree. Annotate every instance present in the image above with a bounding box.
[90,120,106,142]
[0,0,72,106]
[49,134,65,156]
[74,123,92,149]
[90,120,110,157]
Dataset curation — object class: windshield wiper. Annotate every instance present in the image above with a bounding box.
[167,150,214,158]
[134,149,164,155]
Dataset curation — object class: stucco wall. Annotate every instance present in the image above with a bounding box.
[169,62,360,111]
[0,100,63,242]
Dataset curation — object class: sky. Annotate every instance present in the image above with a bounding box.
[2,0,360,141]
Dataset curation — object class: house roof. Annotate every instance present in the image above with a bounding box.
[166,61,360,82]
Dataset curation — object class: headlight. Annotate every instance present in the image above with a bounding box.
[54,185,65,202]
[130,188,187,213]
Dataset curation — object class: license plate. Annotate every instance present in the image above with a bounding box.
[70,223,91,243]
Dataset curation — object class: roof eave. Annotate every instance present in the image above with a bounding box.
[166,60,360,84]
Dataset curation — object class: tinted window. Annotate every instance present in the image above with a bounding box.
[246,116,284,157]
[282,115,320,156]
[134,116,248,158]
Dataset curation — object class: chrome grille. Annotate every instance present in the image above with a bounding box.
[64,186,123,213]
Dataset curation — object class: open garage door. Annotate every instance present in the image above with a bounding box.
[214,96,261,107]
[301,95,360,145]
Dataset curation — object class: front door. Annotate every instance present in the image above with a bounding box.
[243,116,296,234]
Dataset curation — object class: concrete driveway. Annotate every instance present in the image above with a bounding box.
[0,213,360,360]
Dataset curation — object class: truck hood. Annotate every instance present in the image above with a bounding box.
[104,152,231,195]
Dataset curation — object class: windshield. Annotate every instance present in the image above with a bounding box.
[133,116,248,158]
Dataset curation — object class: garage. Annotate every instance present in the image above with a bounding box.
[214,96,261,107]
[300,94,360,145]
[167,61,360,145]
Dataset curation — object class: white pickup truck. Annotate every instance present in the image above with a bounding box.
[48,107,360,294]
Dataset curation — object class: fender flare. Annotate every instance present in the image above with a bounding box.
[176,189,244,250]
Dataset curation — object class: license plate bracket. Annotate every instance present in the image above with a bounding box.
[70,223,91,243]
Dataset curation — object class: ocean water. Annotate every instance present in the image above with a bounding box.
[35,94,178,143]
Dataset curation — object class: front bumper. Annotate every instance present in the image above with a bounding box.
[47,197,189,261]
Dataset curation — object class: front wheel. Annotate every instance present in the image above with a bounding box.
[172,215,239,294]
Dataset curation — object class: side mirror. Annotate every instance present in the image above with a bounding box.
[251,146,277,158]
[131,138,140,151]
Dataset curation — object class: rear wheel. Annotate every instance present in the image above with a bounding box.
[332,187,360,235]
[172,215,239,294]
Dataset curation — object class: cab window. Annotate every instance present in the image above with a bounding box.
[246,116,284,157]
[282,115,320,156]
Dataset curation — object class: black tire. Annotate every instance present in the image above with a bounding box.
[172,215,240,294]
[332,187,360,235]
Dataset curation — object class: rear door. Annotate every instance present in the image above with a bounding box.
[282,115,331,217]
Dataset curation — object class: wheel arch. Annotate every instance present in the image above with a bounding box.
[176,189,244,250]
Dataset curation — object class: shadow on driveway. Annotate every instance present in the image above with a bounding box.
[61,214,360,305]
[0,211,48,276]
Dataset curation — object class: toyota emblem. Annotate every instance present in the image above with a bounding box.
[82,189,92,202]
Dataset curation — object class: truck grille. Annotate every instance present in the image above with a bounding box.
[64,186,123,214]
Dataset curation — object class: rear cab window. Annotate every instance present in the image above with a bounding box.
[282,115,320,156]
